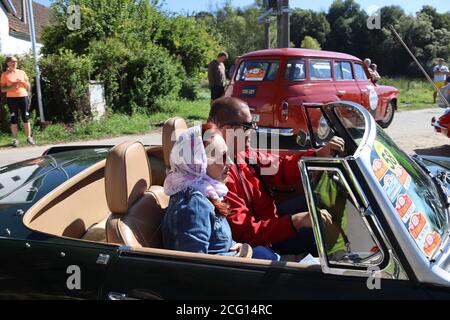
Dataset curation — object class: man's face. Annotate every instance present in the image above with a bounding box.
[220,105,253,158]
[218,56,227,63]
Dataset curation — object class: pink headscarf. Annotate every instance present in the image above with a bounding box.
[163,126,228,200]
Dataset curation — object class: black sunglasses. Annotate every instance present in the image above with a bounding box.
[224,121,258,131]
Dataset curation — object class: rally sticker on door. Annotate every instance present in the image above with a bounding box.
[368,85,378,111]
[371,140,442,258]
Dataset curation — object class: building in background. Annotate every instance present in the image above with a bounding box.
[0,0,51,55]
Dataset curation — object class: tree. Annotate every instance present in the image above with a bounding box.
[290,9,330,48]
[324,0,370,59]
[301,36,321,50]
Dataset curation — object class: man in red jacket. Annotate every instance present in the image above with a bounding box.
[208,97,343,255]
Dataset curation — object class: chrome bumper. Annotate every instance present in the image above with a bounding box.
[256,127,295,136]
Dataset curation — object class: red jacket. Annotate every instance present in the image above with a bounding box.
[225,148,314,246]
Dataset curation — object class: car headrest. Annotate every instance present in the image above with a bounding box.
[105,141,151,214]
[162,117,188,168]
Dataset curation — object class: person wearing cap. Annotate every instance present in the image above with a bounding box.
[433,58,449,103]
[1,56,35,147]
[364,58,377,81]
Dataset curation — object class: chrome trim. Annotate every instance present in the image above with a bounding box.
[432,121,447,130]
[300,159,402,279]
[307,166,359,208]
[256,127,294,136]
[96,253,111,265]
[342,158,370,208]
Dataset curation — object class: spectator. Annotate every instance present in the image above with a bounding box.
[227,56,240,81]
[208,52,228,106]
[438,76,450,109]
[370,63,381,83]
[0,56,35,147]
[433,58,450,103]
[364,58,377,81]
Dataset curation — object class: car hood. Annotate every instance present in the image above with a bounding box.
[0,147,109,206]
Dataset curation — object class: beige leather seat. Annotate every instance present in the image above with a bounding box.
[162,117,188,169]
[105,141,169,248]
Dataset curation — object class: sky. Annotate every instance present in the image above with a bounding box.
[33,0,449,15]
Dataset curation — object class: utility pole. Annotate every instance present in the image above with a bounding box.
[277,0,291,48]
[26,0,45,122]
[259,0,291,49]
[264,18,270,49]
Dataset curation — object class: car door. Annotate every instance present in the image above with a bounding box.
[0,236,118,299]
[333,60,360,102]
[0,167,118,299]
[298,157,432,298]
[354,62,378,118]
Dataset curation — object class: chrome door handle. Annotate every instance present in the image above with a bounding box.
[360,89,368,93]
[337,90,346,95]
[108,292,138,300]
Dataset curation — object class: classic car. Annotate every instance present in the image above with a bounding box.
[226,48,400,140]
[1,101,450,300]
[432,108,450,138]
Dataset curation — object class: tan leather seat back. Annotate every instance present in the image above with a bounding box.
[105,141,169,248]
[106,186,169,248]
[162,117,188,169]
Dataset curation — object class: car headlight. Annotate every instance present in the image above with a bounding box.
[317,116,331,140]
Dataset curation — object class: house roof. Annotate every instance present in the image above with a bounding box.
[3,0,51,41]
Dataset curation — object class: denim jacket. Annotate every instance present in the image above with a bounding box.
[162,187,236,255]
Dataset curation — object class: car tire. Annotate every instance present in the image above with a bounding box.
[377,101,395,128]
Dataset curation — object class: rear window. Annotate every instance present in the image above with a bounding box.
[354,63,368,80]
[309,60,332,80]
[334,61,354,80]
[235,60,279,82]
[284,59,306,81]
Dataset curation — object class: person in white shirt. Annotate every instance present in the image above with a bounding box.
[433,58,449,103]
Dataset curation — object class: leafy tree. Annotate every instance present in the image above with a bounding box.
[300,36,321,50]
[290,9,330,48]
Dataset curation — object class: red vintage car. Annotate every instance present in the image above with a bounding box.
[226,48,400,139]
[432,110,450,138]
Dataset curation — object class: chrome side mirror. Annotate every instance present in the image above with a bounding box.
[297,130,311,148]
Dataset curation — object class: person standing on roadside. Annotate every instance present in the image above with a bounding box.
[208,52,228,106]
[433,58,449,103]
[1,56,35,147]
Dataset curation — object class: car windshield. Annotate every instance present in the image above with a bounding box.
[235,60,279,82]
[371,128,449,259]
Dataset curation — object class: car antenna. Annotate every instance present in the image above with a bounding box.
[388,24,450,109]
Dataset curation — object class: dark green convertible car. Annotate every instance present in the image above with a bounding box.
[1,101,450,299]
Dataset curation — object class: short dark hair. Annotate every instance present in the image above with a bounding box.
[217,51,229,59]
[208,97,249,127]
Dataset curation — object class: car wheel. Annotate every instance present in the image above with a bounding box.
[377,101,395,128]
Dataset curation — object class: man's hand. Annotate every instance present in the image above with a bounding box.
[291,209,334,232]
[315,136,345,157]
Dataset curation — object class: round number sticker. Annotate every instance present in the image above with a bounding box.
[374,141,398,171]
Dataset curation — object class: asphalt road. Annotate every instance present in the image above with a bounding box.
[0,107,448,167]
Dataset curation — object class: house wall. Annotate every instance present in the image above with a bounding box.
[0,8,42,56]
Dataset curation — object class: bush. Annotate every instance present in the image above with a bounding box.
[40,49,92,122]
[179,77,201,101]
[126,43,183,114]
[89,39,183,114]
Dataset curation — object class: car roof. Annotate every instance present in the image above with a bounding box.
[241,48,361,62]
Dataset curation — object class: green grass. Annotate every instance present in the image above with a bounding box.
[378,78,436,111]
[0,95,211,147]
